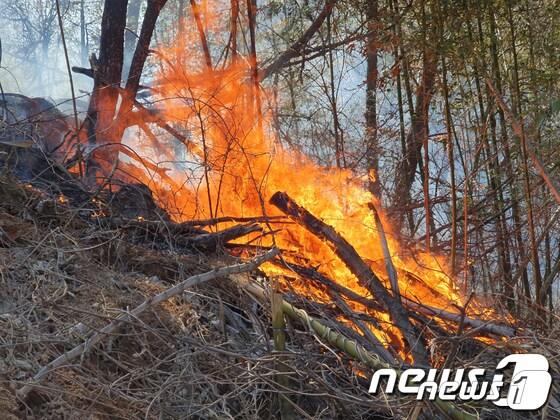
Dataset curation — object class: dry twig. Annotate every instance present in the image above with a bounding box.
[16,248,279,400]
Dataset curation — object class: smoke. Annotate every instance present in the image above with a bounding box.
[0,0,95,105]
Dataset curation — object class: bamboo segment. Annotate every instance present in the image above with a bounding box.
[271,285,295,420]
[242,281,476,420]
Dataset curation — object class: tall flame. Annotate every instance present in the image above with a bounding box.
[118,6,501,356]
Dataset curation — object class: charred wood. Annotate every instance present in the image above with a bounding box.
[270,191,429,365]
[105,218,262,252]
[186,222,263,252]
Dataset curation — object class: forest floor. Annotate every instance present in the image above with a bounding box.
[2,174,555,419]
[0,174,392,419]
[0,112,557,419]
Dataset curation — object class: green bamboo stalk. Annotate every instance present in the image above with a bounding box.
[272,290,287,351]
[243,281,477,420]
[271,283,294,420]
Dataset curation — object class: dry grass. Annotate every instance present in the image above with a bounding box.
[0,176,388,419]
[0,174,557,419]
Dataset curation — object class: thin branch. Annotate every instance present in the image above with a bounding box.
[259,0,337,81]
[487,80,560,205]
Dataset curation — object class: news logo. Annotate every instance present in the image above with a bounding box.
[369,353,552,410]
[492,354,552,410]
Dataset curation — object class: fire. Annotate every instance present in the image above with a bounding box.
[114,5,505,359]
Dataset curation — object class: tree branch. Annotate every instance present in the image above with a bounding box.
[259,0,337,81]
[16,248,279,401]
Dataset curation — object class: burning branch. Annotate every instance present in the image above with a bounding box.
[270,191,429,365]
[185,222,263,251]
[402,297,515,337]
[369,202,401,302]
[278,260,515,338]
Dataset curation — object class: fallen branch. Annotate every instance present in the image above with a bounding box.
[270,191,429,365]
[280,260,515,337]
[402,297,515,337]
[16,248,279,401]
[105,219,262,250]
[276,260,385,312]
[106,217,205,235]
[368,203,400,302]
[180,215,290,227]
[186,222,263,251]
[108,215,288,229]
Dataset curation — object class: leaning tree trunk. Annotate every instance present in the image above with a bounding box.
[113,0,168,142]
[393,49,437,230]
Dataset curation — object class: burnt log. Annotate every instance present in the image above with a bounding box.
[270,191,429,365]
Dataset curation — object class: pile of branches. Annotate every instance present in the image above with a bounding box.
[0,118,558,419]
[0,172,381,419]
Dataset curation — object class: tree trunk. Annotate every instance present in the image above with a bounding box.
[123,0,143,83]
[84,0,128,179]
[393,50,437,231]
[125,0,168,97]
[365,0,379,196]
[80,0,88,66]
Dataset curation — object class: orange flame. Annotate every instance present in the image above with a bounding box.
[117,8,504,358]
